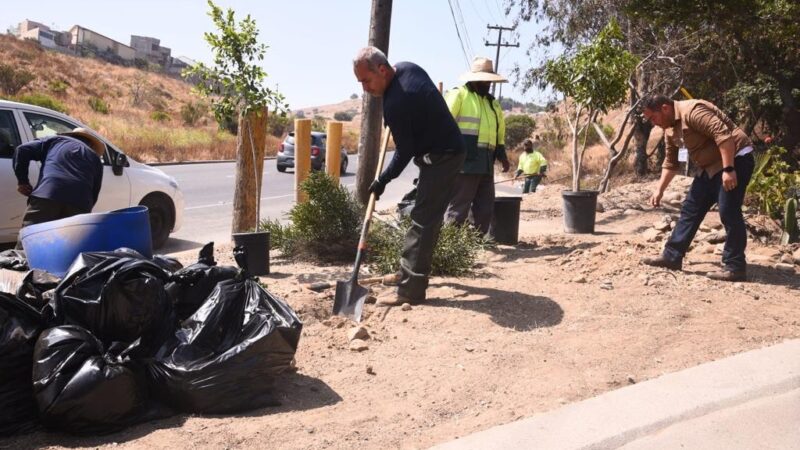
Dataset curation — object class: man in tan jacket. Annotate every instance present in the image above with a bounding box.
[640,94,754,281]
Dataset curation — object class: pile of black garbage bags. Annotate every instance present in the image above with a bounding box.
[0,244,302,436]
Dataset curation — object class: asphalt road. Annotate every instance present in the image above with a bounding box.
[159,154,519,253]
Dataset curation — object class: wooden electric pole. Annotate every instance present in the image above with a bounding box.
[356,0,393,204]
[484,24,518,99]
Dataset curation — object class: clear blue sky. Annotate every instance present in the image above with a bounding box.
[2,0,553,109]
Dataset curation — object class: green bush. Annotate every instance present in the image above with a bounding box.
[311,115,327,132]
[746,146,800,218]
[368,218,486,276]
[48,79,70,95]
[259,172,363,261]
[16,93,68,113]
[180,101,208,126]
[267,113,291,137]
[333,110,355,122]
[0,63,34,96]
[88,96,110,114]
[150,110,171,122]
[505,114,536,150]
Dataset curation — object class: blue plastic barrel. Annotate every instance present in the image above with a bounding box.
[20,206,153,277]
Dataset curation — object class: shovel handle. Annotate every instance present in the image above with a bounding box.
[352,128,392,273]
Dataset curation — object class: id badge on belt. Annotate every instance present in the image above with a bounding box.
[678,146,689,162]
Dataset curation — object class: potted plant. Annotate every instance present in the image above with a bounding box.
[185,0,286,274]
[542,20,638,233]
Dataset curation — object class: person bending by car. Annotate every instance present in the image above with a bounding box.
[13,128,105,248]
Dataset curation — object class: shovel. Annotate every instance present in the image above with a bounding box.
[333,127,392,321]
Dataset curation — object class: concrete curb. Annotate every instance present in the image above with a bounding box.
[148,156,276,167]
[431,339,800,450]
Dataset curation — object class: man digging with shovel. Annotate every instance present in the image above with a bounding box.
[353,47,465,306]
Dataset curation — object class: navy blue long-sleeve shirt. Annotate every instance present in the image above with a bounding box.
[379,62,464,183]
[13,135,104,212]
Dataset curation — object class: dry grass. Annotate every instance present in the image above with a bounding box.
[0,35,284,163]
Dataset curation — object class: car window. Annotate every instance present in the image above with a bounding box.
[0,109,21,159]
[24,112,76,139]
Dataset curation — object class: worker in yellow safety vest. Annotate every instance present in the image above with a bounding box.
[444,56,510,235]
[516,139,548,193]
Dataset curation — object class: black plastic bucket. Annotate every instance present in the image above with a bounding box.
[562,190,598,234]
[231,231,270,275]
[491,196,522,245]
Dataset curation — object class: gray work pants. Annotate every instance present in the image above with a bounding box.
[16,196,88,249]
[398,151,465,302]
[444,173,495,235]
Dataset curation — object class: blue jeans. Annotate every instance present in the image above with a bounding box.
[662,153,755,272]
[523,175,543,193]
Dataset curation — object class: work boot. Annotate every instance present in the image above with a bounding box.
[706,269,746,282]
[382,271,402,286]
[640,255,682,271]
[376,290,416,307]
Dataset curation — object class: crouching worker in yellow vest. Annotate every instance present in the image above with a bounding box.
[515,139,547,193]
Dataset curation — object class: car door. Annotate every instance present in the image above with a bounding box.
[21,111,131,213]
[0,108,29,243]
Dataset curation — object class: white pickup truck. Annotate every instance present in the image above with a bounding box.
[0,100,184,249]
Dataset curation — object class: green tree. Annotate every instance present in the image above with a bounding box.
[184,0,287,233]
[543,20,638,191]
[333,110,355,122]
[505,114,536,150]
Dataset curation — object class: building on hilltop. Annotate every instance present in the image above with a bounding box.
[16,19,71,49]
[69,25,136,63]
[130,35,171,67]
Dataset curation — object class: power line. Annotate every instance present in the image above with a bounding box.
[447,0,471,67]
[485,24,519,99]
[452,0,474,57]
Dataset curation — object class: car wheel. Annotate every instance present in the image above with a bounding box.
[340,157,348,175]
[277,165,286,173]
[139,194,174,250]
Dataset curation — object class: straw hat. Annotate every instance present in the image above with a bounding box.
[459,57,507,83]
[60,128,106,157]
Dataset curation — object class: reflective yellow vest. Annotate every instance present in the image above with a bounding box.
[445,85,506,175]
[518,151,547,175]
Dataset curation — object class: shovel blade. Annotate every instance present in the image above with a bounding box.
[333,279,368,322]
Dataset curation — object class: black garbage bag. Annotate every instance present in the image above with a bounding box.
[165,243,239,321]
[17,269,61,311]
[51,250,173,352]
[32,325,155,434]
[0,292,46,436]
[0,249,28,271]
[151,255,183,273]
[148,277,303,414]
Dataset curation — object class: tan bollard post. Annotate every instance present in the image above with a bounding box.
[326,121,343,183]
[294,119,311,203]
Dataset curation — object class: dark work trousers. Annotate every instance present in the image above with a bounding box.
[15,196,89,249]
[398,151,466,302]
[662,153,755,272]
[523,175,543,194]
[445,172,495,235]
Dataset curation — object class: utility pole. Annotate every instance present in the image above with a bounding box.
[356,0,393,204]
[484,24,519,99]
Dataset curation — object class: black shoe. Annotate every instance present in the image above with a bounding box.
[641,256,682,270]
[706,270,746,282]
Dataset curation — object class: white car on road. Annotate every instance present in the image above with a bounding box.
[0,100,184,249]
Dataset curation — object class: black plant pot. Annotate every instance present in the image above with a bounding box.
[561,190,598,234]
[231,231,270,275]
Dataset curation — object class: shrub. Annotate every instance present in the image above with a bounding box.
[48,79,70,95]
[505,114,536,150]
[0,63,34,96]
[258,172,362,261]
[311,116,327,132]
[180,101,208,126]
[150,110,171,122]
[333,110,355,122]
[16,93,68,113]
[295,110,306,118]
[350,93,358,100]
[746,146,800,219]
[368,218,486,276]
[88,96,110,114]
[267,113,291,137]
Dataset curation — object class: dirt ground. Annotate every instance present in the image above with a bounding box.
[5,176,799,450]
